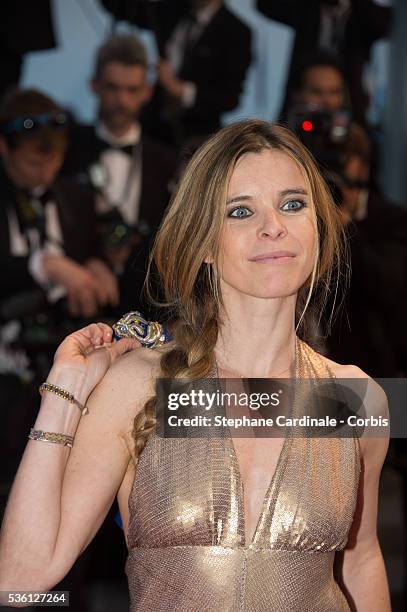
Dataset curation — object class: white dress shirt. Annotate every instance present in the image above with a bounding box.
[7,187,66,302]
[95,122,142,226]
[319,0,351,52]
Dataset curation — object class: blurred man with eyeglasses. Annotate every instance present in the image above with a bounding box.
[0,88,119,320]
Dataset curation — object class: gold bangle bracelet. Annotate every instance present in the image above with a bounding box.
[28,428,75,447]
[39,382,89,416]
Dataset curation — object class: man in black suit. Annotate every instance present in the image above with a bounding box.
[63,34,178,316]
[101,0,252,148]
[0,89,119,319]
[257,0,392,125]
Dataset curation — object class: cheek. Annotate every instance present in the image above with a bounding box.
[102,92,117,107]
[218,224,250,265]
[303,222,318,262]
[304,218,317,247]
[18,160,35,179]
[131,94,144,106]
[53,157,64,174]
[290,217,317,276]
[289,212,316,244]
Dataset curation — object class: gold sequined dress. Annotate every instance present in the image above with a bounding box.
[125,340,361,611]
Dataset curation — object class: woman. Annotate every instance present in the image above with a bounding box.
[0,120,390,610]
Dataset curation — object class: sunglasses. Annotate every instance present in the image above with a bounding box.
[1,111,69,135]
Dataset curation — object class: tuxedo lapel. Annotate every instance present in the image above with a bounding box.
[179,6,224,78]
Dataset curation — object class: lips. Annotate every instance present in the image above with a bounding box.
[249,251,296,261]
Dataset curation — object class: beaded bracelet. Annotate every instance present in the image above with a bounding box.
[39,382,89,416]
[28,428,74,447]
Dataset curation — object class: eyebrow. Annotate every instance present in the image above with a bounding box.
[226,188,308,205]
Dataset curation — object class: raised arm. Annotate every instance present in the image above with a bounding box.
[0,324,152,601]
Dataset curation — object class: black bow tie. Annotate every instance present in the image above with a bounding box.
[15,188,53,237]
[102,142,136,157]
[17,187,53,209]
[114,144,135,156]
[32,188,54,207]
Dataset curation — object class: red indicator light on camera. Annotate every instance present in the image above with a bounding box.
[302,120,313,132]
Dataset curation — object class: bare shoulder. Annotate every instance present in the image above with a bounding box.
[84,344,170,446]
[319,354,389,463]
[319,354,388,407]
[105,343,164,385]
[92,343,169,412]
[320,354,370,379]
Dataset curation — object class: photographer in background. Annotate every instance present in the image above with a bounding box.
[0,89,119,321]
[101,0,252,149]
[257,0,392,125]
[286,56,407,376]
[0,93,120,607]
[284,53,353,178]
[324,123,407,377]
[288,52,348,114]
[63,34,177,317]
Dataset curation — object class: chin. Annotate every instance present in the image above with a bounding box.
[236,282,300,300]
[220,271,311,300]
[254,288,298,299]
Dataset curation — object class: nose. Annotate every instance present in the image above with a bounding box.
[117,90,128,105]
[258,208,288,240]
[117,88,133,108]
[322,94,338,112]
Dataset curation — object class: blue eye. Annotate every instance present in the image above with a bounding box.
[228,206,253,218]
[281,199,307,212]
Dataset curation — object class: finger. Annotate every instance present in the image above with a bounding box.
[95,322,113,335]
[85,275,108,307]
[78,290,98,319]
[92,280,109,306]
[54,322,104,360]
[107,281,120,307]
[68,292,80,318]
[69,323,109,352]
[108,337,141,361]
[89,322,108,346]
[95,322,114,345]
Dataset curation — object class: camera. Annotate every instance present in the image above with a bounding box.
[286,104,353,204]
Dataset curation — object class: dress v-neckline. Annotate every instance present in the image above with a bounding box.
[212,337,301,547]
[227,429,293,547]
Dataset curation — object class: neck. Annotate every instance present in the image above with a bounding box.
[214,287,298,378]
[100,120,136,139]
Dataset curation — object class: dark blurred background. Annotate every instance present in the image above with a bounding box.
[0,0,406,610]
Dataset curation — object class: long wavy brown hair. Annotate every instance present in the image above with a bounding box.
[132,119,348,457]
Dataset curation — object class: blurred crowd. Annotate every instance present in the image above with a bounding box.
[1,0,407,609]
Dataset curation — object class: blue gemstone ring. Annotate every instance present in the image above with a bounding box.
[112,311,171,348]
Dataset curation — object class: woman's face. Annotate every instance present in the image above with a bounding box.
[215,148,317,300]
